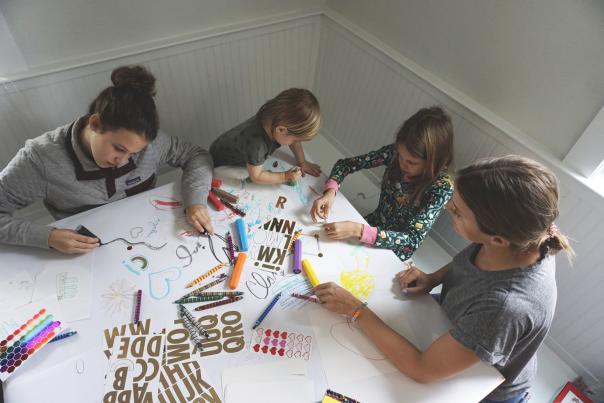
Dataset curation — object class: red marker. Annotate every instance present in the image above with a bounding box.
[211,178,222,188]
[207,192,225,211]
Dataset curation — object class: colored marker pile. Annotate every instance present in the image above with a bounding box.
[0,308,61,381]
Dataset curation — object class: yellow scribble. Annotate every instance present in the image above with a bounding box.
[340,257,374,301]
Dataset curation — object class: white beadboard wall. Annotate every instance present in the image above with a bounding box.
[0,8,603,389]
[0,14,321,165]
[315,14,604,387]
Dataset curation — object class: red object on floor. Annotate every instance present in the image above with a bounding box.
[553,382,593,403]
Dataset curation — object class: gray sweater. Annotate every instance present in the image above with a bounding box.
[0,116,213,249]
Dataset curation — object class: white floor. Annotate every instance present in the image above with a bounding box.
[15,134,579,402]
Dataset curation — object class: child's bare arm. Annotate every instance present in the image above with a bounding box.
[246,164,301,185]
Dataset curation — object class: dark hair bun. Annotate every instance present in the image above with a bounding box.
[111,65,156,96]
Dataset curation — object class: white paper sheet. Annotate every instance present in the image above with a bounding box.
[221,359,307,396]
[32,252,93,322]
[308,297,418,385]
[224,379,314,403]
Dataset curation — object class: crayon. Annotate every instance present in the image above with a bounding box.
[224,200,246,217]
[235,218,248,251]
[226,232,236,264]
[178,305,210,339]
[252,292,282,330]
[211,187,239,204]
[133,290,142,324]
[194,296,243,311]
[173,295,224,304]
[302,259,320,287]
[177,274,228,300]
[291,293,320,304]
[229,252,247,290]
[185,262,226,288]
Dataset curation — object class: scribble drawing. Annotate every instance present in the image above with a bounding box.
[148,267,181,300]
[330,321,387,361]
[149,196,182,211]
[340,256,374,301]
[130,226,144,238]
[101,279,136,316]
[56,272,78,300]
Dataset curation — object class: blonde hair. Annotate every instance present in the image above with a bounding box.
[456,155,574,259]
[256,88,321,139]
[386,106,454,205]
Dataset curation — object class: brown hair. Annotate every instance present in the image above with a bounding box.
[386,106,454,205]
[88,65,159,141]
[256,88,321,139]
[456,155,574,259]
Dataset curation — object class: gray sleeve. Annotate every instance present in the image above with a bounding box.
[449,302,524,366]
[155,132,214,208]
[0,145,53,248]
[246,138,269,166]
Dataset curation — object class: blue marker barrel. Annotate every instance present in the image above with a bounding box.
[235,218,248,252]
[293,239,302,274]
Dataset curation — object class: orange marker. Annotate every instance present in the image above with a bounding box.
[229,252,247,290]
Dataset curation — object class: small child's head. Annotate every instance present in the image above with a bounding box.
[387,106,454,205]
[451,155,573,259]
[257,88,321,146]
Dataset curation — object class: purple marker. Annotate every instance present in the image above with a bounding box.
[293,239,302,274]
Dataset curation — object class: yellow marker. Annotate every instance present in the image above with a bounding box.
[302,259,320,287]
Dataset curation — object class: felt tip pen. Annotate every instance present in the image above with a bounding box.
[302,259,320,287]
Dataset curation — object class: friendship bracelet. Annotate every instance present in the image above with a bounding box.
[349,301,368,323]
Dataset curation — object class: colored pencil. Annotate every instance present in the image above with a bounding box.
[185,262,226,288]
[177,274,228,301]
[325,389,361,403]
[49,330,78,343]
[194,296,243,311]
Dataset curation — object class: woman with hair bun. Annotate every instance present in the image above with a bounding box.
[0,65,214,254]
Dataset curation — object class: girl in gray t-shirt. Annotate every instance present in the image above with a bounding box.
[314,155,574,403]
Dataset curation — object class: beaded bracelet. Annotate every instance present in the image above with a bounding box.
[349,301,368,323]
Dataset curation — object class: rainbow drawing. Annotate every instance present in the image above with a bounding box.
[0,308,61,381]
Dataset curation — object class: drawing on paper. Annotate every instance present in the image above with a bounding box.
[148,267,181,300]
[329,321,388,361]
[340,256,375,301]
[149,196,182,211]
[56,272,78,300]
[129,226,144,238]
[250,327,312,361]
[101,279,137,317]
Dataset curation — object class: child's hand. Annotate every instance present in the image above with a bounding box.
[314,282,360,316]
[397,265,434,297]
[323,221,363,240]
[48,228,99,254]
[299,161,321,177]
[310,190,336,221]
[186,204,214,235]
[285,167,303,182]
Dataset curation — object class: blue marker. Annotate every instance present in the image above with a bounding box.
[235,217,248,252]
[252,292,282,330]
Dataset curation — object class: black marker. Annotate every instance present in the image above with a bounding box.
[76,225,101,244]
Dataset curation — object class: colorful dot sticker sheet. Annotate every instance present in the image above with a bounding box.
[250,327,312,361]
[0,308,61,381]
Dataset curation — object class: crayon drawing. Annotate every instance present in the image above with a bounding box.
[340,256,375,301]
[148,266,182,300]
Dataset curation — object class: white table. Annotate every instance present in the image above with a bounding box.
[1,151,503,402]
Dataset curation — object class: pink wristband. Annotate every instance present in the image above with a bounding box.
[360,225,377,244]
[323,179,339,195]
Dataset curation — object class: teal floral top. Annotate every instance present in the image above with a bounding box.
[328,144,454,261]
